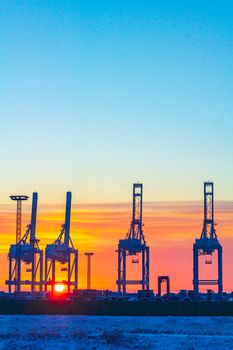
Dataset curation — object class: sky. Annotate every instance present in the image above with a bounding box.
[1,0,233,203]
[1,199,233,292]
[1,1,233,292]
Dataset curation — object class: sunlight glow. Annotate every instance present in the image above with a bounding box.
[54,284,65,293]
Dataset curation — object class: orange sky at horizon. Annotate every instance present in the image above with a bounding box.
[0,200,233,293]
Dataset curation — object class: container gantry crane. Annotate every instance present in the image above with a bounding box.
[117,183,150,294]
[193,182,223,298]
[6,192,43,293]
[44,191,78,293]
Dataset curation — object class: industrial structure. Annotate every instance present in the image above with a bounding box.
[85,252,94,289]
[158,276,170,300]
[193,182,223,298]
[6,192,43,293]
[10,195,29,243]
[117,183,150,294]
[1,181,232,306]
[44,191,78,293]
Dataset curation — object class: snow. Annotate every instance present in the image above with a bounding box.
[1,316,233,349]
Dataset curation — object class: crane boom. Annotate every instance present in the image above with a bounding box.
[64,191,72,246]
[30,192,38,242]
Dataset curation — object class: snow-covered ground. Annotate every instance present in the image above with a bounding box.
[1,316,233,349]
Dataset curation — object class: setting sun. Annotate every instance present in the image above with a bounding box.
[54,284,65,293]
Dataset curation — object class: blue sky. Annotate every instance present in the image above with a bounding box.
[1,0,233,203]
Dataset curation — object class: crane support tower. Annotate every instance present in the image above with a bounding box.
[193,182,223,298]
[6,192,43,293]
[44,192,78,293]
[117,183,150,294]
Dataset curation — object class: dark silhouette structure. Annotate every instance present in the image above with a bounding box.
[158,275,170,300]
[44,192,78,293]
[117,183,150,294]
[6,193,43,293]
[85,252,94,289]
[193,182,223,298]
[10,195,29,244]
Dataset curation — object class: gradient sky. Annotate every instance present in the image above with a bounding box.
[1,199,233,292]
[1,1,233,292]
[1,0,233,203]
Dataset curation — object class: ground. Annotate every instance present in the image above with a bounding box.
[1,316,233,349]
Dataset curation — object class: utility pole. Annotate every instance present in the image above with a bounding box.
[85,252,94,289]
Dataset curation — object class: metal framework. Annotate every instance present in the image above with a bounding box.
[193,182,223,298]
[6,193,43,293]
[158,275,170,300]
[44,192,78,293]
[117,183,150,294]
[10,195,29,244]
[85,252,94,289]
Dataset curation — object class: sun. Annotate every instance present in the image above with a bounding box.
[54,284,65,293]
